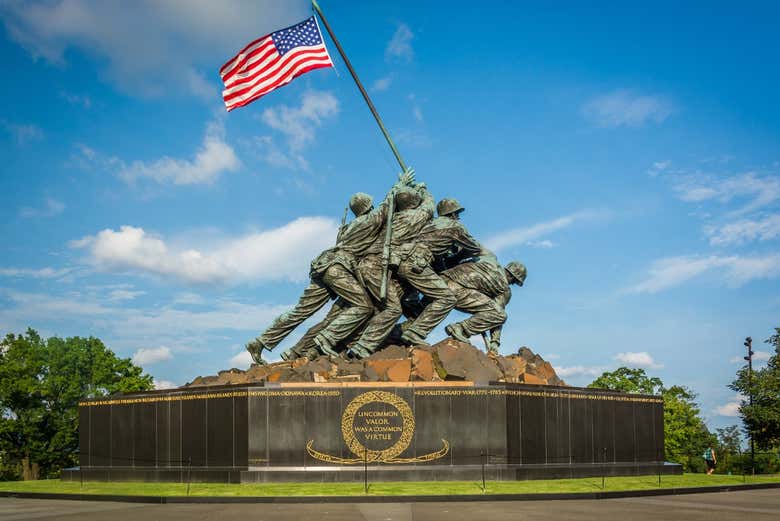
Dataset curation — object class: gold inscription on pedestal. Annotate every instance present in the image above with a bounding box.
[306,390,449,464]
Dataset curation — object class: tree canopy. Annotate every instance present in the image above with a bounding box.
[589,367,663,395]
[730,327,780,450]
[0,329,153,480]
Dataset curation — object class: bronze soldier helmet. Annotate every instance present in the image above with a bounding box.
[505,261,527,286]
[349,192,373,216]
[395,187,422,210]
[437,198,465,217]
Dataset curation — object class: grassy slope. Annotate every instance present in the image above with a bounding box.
[0,474,779,497]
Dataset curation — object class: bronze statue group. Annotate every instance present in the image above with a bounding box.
[246,170,526,363]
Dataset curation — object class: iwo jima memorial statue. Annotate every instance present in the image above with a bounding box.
[66,2,679,483]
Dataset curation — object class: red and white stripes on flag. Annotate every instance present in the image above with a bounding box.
[220,16,334,112]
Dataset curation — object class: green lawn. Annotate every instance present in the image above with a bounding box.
[0,474,778,497]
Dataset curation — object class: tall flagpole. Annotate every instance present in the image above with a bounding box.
[312,0,405,302]
[311,0,408,173]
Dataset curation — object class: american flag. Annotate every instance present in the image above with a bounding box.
[220,16,333,112]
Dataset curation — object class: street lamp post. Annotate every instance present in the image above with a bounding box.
[743,336,755,474]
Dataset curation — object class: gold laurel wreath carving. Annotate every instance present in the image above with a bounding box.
[306,390,450,465]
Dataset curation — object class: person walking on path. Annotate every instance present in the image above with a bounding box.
[703,445,717,475]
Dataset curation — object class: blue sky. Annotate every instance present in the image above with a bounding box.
[1,0,778,432]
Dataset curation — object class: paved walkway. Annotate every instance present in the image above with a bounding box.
[1,489,778,521]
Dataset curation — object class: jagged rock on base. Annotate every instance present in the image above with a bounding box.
[184,343,565,387]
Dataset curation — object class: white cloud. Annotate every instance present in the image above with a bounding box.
[385,23,414,62]
[706,214,780,246]
[2,120,44,144]
[261,90,339,150]
[714,395,745,418]
[408,93,424,123]
[1,0,311,98]
[247,136,309,171]
[118,119,239,185]
[252,90,339,171]
[19,197,65,218]
[715,401,741,417]
[485,210,602,252]
[154,379,177,390]
[0,267,71,279]
[582,90,674,128]
[672,171,780,216]
[371,76,392,92]
[173,292,205,305]
[526,239,555,249]
[555,365,606,378]
[229,349,253,369]
[70,217,339,284]
[132,346,173,365]
[730,350,772,364]
[614,351,663,369]
[395,129,431,148]
[107,289,145,301]
[627,253,780,294]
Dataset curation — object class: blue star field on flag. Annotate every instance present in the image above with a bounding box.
[272,17,324,56]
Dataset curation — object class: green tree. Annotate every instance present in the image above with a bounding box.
[729,328,780,450]
[715,425,742,474]
[589,367,663,395]
[588,367,715,471]
[662,385,715,471]
[0,329,153,480]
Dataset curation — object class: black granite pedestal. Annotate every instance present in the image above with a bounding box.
[63,382,681,483]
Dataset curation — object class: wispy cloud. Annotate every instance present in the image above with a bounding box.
[408,93,424,123]
[627,253,780,294]
[70,217,339,284]
[2,120,44,144]
[672,171,780,216]
[614,351,663,369]
[0,267,71,279]
[252,90,339,171]
[484,210,603,252]
[371,76,392,92]
[525,239,555,249]
[0,288,290,355]
[385,23,414,62]
[706,214,780,246]
[649,160,780,247]
[19,197,65,218]
[118,119,239,185]
[582,90,674,128]
[107,289,145,301]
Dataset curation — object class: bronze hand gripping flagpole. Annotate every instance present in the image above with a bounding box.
[312,0,408,302]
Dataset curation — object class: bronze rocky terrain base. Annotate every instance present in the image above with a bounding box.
[186,340,565,387]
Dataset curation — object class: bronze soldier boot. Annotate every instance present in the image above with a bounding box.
[303,347,319,360]
[348,342,372,359]
[400,328,429,347]
[280,348,300,361]
[445,323,471,344]
[314,334,339,357]
[245,338,268,365]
